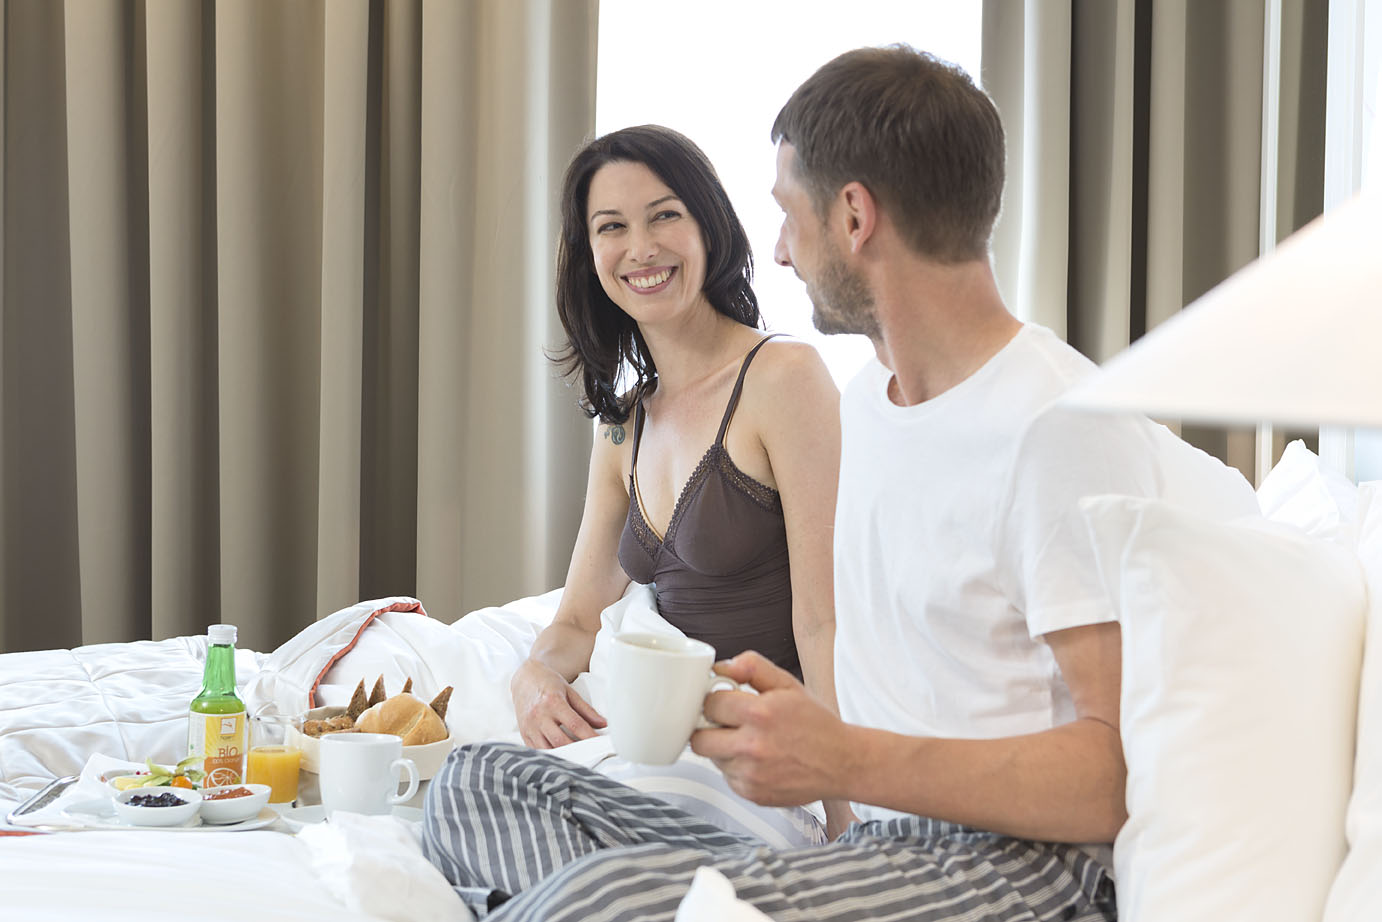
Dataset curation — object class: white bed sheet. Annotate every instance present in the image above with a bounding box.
[4,830,386,922]
[2,814,469,922]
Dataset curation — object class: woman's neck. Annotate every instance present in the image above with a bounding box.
[639,307,758,396]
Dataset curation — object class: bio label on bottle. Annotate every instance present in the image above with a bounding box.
[189,711,247,787]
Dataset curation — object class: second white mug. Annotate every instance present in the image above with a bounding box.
[319,732,420,818]
[606,632,738,765]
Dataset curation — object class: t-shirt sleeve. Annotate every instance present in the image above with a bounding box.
[996,406,1162,638]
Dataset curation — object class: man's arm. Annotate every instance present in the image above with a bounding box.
[693,621,1125,844]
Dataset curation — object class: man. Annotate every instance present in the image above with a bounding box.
[422,45,1254,921]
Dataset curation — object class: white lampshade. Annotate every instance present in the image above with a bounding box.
[1061,190,1382,429]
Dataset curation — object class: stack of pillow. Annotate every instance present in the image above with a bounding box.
[1083,441,1380,922]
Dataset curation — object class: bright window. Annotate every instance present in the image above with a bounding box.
[596,1,983,386]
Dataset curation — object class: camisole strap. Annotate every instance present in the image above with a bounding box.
[715,334,784,445]
[630,400,648,468]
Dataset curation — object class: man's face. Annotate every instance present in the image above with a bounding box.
[771,143,879,338]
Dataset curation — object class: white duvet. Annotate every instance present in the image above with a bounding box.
[0,584,641,804]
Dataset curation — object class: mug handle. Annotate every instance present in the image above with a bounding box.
[388,757,420,805]
[706,675,739,695]
[695,675,746,729]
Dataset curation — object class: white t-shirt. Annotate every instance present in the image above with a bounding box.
[834,324,1256,827]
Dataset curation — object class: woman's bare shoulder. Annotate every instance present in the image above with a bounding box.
[725,337,839,453]
[745,337,840,402]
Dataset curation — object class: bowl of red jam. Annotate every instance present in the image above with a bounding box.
[198,783,271,825]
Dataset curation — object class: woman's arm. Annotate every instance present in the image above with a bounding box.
[753,344,838,706]
[512,422,632,748]
[749,342,856,834]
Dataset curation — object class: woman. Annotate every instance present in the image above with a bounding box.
[509,125,842,753]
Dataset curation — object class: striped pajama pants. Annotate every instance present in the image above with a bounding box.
[421,742,1117,922]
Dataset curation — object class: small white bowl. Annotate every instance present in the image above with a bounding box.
[198,783,271,825]
[113,787,202,827]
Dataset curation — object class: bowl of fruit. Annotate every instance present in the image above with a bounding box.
[105,756,205,792]
[112,786,202,827]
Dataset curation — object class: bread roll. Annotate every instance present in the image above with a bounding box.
[355,692,449,746]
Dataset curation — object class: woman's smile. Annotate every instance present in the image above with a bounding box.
[623,266,677,294]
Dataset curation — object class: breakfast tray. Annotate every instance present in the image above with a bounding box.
[3,755,282,833]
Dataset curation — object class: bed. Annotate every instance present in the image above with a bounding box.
[0,583,817,921]
[1,442,1380,922]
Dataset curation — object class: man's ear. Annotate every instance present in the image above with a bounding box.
[836,181,877,255]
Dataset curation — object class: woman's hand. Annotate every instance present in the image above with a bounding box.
[511,658,606,749]
[823,799,859,840]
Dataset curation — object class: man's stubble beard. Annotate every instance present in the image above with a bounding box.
[808,242,880,338]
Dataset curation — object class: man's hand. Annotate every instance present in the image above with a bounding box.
[691,651,854,807]
[511,659,606,749]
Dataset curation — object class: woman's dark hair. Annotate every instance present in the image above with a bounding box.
[552,125,760,424]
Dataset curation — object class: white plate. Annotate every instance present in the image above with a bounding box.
[62,799,280,833]
[273,803,423,832]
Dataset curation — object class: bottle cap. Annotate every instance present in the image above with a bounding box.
[207,624,237,646]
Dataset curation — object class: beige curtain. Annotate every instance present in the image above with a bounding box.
[982,0,1328,473]
[0,0,597,654]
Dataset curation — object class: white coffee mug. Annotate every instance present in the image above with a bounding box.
[319,732,420,817]
[607,632,739,765]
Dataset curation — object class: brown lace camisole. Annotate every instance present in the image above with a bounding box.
[616,335,799,677]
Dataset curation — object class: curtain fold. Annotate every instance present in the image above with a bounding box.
[66,0,152,645]
[3,0,82,651]
[145,0,221,645]
[214,0,328,647]
[983,0,1328,475]
[316,0,370,618]
[0,0,597,654]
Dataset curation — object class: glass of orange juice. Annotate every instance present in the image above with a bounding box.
[247,709,303,804]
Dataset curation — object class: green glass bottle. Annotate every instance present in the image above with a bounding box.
[187,624,247,787]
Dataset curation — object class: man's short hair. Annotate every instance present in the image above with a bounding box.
[771,45,1005,263]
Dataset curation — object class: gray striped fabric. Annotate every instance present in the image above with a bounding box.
[422,743,1117,921]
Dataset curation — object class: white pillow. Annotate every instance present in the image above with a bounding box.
[1256,439,1359,543]
[1082,495,1367,922]
[1323,482,1382,922]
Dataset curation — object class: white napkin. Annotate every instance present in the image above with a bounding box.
[7,753,146,828]
[674,866,772,921]
[295,811,471,922]
[573,582,676,716]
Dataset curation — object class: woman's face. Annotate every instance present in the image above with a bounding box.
[586,160,710,326]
